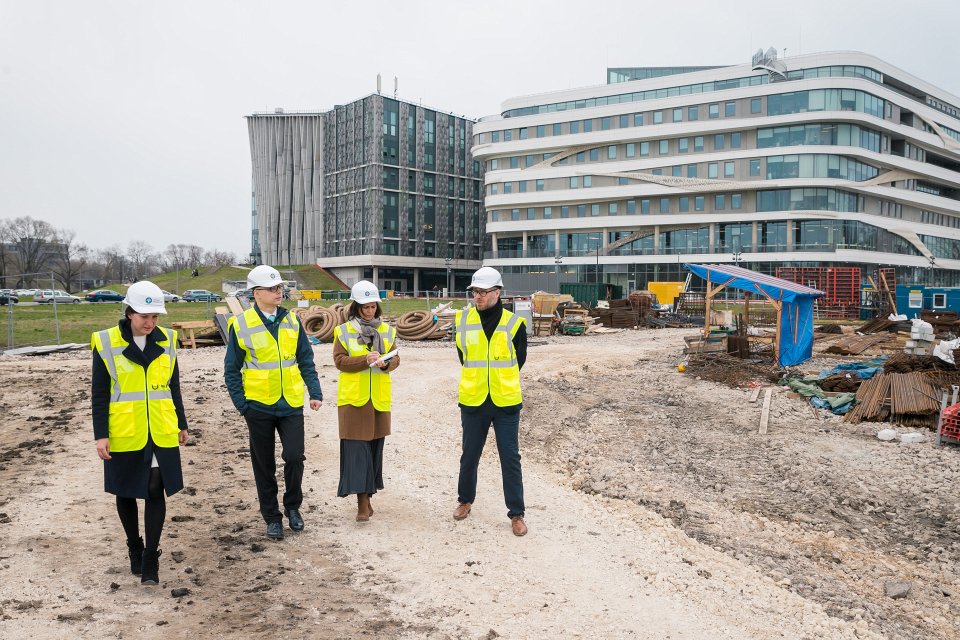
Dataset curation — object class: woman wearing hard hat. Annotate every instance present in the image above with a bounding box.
[91,280,189,585]
[332,280,400,521]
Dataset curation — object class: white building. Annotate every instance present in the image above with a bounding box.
[471,50,960,294]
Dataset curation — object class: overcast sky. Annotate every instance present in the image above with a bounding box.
[1,0,958,260]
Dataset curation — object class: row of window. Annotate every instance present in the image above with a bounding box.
[496,220,924,258]
[489,192,746,222]
[383,168,482,199]
[501,64,886,118]
[921,210,960,229]
[765,154,880,182]
[757,123,882,152]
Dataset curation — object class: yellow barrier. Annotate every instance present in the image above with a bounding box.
[299,290,323,300]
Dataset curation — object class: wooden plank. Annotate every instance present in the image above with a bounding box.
[759,388,773,434]
[214,305,229,315]
[171,320,215,330]
[749,387,762,403]
[225,296,244,316]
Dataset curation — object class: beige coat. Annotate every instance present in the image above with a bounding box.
[332,339,400,441]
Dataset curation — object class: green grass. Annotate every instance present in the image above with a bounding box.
[2,294,469,348]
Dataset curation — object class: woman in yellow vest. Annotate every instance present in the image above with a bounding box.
[91,281,189,585]
[332,281,399,521]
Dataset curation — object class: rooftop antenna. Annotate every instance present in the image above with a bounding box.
[394,76,398,98]
[377,73,381,94]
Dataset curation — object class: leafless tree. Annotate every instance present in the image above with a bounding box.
[126,241,153,282]
[5,216,57,278]
[204,248,237,267]
[185,244,205,269]
[50,229,90,291]
[163,243,190,274]
[98,245,125,284]
[0,219,11,288]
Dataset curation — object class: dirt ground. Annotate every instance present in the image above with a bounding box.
[0,328,958,639]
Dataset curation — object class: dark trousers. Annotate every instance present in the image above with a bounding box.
[244,409,305,523]
[458,405,524,519]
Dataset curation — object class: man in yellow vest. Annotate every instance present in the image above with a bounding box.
[224,265,323,540]
[453,267,529,536]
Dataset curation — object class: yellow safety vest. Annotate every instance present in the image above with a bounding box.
[91,326,180,452]
[334,321,396,411]
[455,307,523,407]
[228,308,305,407]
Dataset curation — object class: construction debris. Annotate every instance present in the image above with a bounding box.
[824,334,895,355]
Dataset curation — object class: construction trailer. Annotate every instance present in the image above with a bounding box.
[897,285,960,317]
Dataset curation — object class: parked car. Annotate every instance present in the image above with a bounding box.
[16,289,37,297]
[182,289,222,302]
[34,289,82,304]
[0,291,19,305]
[229,288,253,301]
[85,289,125,303]
[160,290,179,303]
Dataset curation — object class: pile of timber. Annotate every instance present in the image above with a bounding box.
[816,324,845,334]
[824,334,894,355]
[844,371,943,427]
[884,352,957,373]
[590,301,638,328]
[641,314,703,328]
[819,374,861,393]
[857,318,903,334]
[920,309,960,335]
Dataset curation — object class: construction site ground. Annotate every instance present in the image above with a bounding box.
[1,328,958,639]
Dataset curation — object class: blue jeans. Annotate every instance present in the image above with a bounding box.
[458,405,524,519]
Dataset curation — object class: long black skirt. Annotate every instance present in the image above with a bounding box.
[337,438,384,497]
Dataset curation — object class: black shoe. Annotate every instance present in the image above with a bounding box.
[286,509,304,532]
[141,548,161,585]
[127,537,144,576]
[266,521,284,540]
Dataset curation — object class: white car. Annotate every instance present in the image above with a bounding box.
[161,290,179,303]
[33,289,82,304]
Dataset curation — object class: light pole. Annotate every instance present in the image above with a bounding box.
[554,255,563,293]
[733,251,742,267]
[444,256,452,296]
[591,233,602,284]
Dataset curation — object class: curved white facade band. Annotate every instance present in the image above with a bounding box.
[471,51,960,294]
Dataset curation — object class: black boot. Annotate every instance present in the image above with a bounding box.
[127,537,144,576]
[141,548,162,585]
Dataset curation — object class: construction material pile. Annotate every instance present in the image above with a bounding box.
[843,371,943,428]
[685,352,784,387]
[293,303,351,343]
[394,302,458,341]
[590,299,638,328]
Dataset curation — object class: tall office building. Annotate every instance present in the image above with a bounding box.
[471,50,960,294]
[247,94,485,292]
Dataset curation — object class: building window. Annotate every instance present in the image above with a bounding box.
[724,161,735,178]
[561,206,570,218]
[619,114,629,128]
[591,203,600,216]
[641,199,650,214]
[659,140,669,154]
[652,168,662,175]
[715,195,726,210]
[602,117,611,130]
[553,123,562,135]
[731,193,742,209]
[694,136,704,152]
[544,206,553,218]
[503,129,512,141]
[527,208,535,219]
[708,163,718,179]
[626,143,636,157]
[571,121,580,134]
[695,196,704,211]
[750,159,761,176]
[672,165,682,177]
[751,98,762,114]
[510,208,520,221]
[525,155,535,167]
[725,102,736,117]
[634,113,644,126]
[577,205,587,217]
[608,202,618,215]
[653,111,663,124]
[709,103,720,119]
[536,179,544,192]
[627,199,637,214]
[607,145,617,159]
[679,197,689,212]
[678,138,689,153]
[583,176,592,188]
[687,164,698,178]
[489,159,498,171]
[518,181,527,193]
[570,176,579,188]
[491,131,500,143]
[640,142,650,156]
[731,132,741,149]
[660,198,670,213]
[714,134,724,150]
[503,182,512,194]
[583,119,593,132]
[576,152,585,163]
[510,156,519,169]
[589,148,599,161]
[688,106,699,121]
[673,108,683,122]
[519,127,528,140]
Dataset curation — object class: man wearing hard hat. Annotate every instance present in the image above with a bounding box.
[453,267,529,536]
[224,265,323,540]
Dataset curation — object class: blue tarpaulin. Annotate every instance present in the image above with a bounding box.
[685,263,824,366]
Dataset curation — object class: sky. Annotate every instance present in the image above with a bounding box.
[1,0,958,260]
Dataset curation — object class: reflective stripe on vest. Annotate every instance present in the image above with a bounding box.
[455,308,523,407]
[227,308,305,407]
[334,321,396,411]
[91,326,179,452]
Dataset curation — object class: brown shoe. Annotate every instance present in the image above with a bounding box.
[511,516,528,537]
[356,493,372,522]
[453,502,472,520]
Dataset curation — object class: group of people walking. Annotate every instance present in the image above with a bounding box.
[91,266,528,585]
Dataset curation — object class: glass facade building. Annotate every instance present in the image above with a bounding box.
[472,50,960,292]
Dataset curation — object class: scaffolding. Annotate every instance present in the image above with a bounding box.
[776,267,861,319]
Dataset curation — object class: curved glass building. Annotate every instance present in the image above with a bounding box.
[471,51,960,293]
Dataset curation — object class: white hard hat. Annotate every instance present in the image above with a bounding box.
[350,280,380,305]
[247,264,282,289]
[123,281,167,314]
[469,267,503,290]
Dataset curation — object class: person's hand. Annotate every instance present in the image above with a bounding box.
[365,351,381,365]
[96,438,111,460]
[309,399,322,411]
[178,430,189,446]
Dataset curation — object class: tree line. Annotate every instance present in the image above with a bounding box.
[0,216,241,291]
